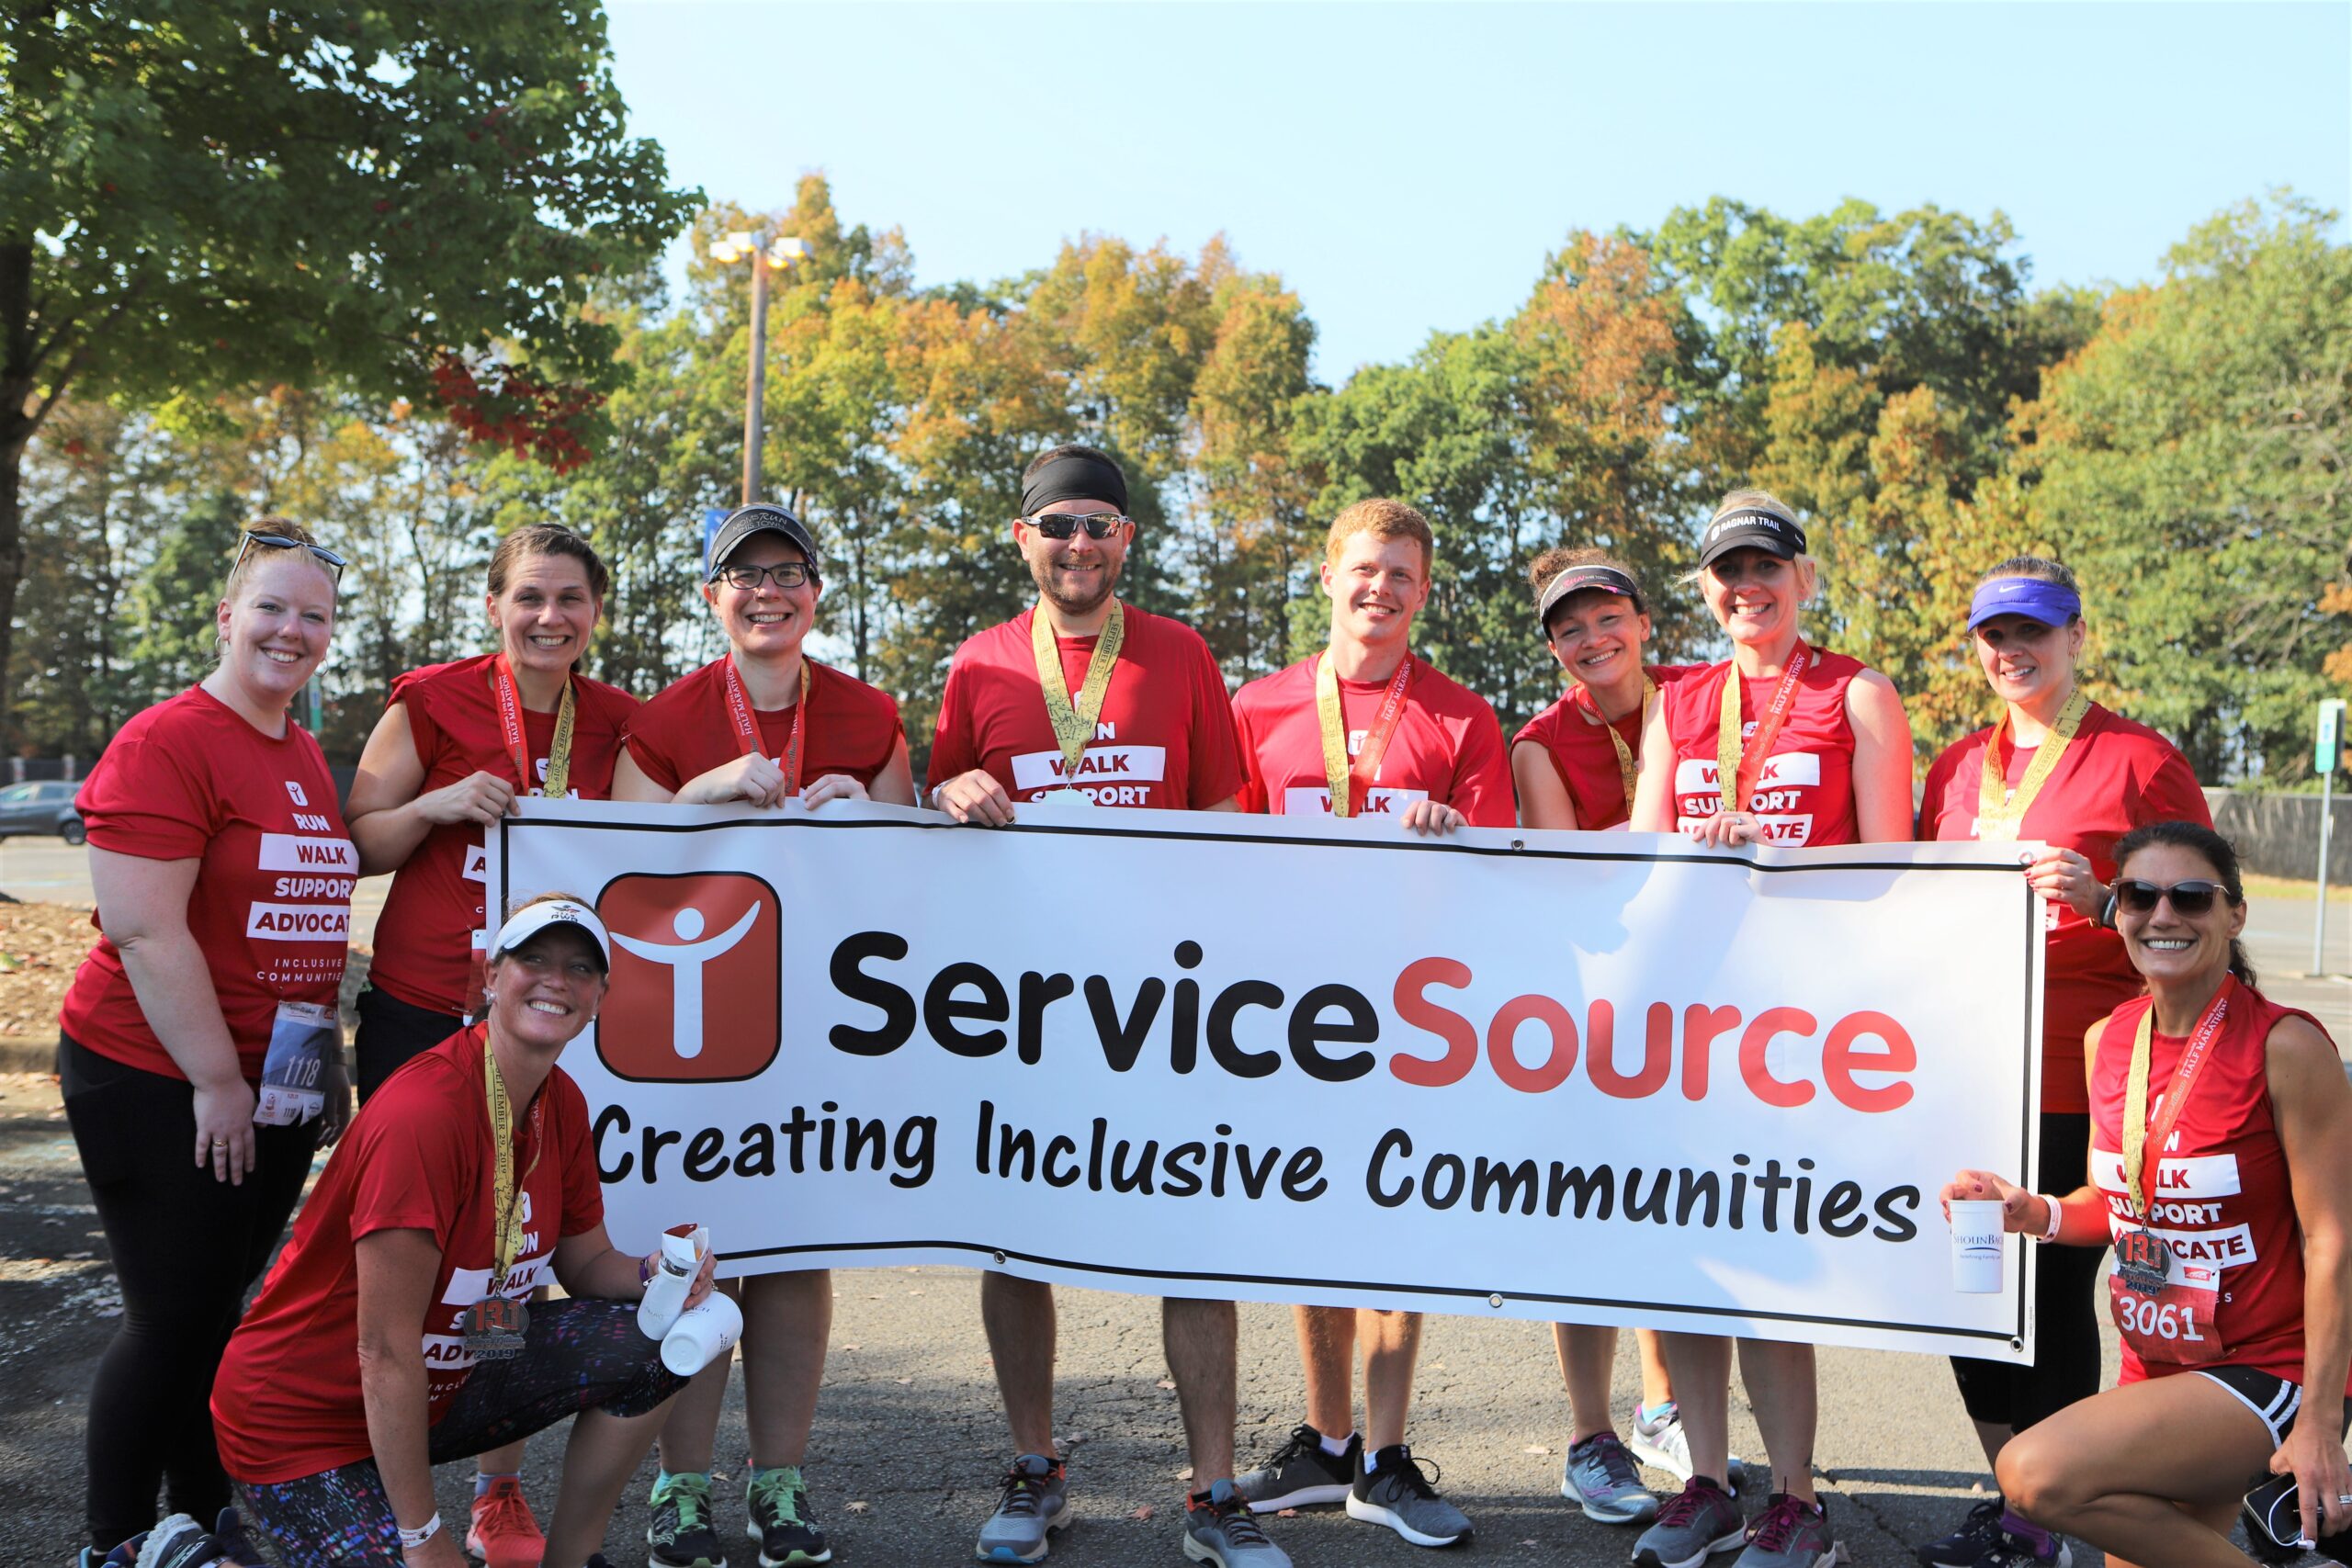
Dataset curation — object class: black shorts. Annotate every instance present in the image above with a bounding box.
[2196,1364,2346,1446]
[352,986,461,1102]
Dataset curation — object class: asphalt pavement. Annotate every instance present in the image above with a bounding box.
[4,834,2347,1565]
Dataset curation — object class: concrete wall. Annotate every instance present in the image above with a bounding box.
[2205,788,2352,883]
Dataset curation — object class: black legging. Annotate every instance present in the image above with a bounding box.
[1950,1111,2105,1433]
[61,1034,318,1549]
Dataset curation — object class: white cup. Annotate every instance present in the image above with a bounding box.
[637,1224,707,1341]
[661,1292,743,1376]
[1949,1200,2006,1293]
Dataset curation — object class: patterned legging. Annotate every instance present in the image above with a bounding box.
[233,1297,684,1567]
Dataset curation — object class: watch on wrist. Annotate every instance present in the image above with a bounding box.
[2098,890,2119,931]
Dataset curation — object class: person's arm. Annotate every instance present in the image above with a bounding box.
[2266,1013,2352,1541]
[925,660,1015,825]
[1628,701,1678,832]
[345,702,514,876]
[1944,1019,2112,1243]
[1513,740,1580,831]
[609,749,674,805]
[87,847,257,1183]
[802,735,918,810]
[551,1220,716,1305]
[356,1227,467,1568]
[1845,669,1916,843]
[1427,706,1511,834]
[1199,795,1240,813]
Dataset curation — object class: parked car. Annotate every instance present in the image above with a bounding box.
[0,780,84,843]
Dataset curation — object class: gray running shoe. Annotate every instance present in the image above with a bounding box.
[1562,1431,1660,1525]
[1916,1497,2005,1567]
[976,1454,1071,1563]
[1237,1424,1358,1511]
[1630,1402,1747,1488]
[1733,1494,1841,1568]
[1634,1476,1747,1568]
[1346,1445,1471,1549]
[1183,1480,1293,1567]
[647,1471,722,1568]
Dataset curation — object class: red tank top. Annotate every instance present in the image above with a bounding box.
[2090,984,2342,1387]
[1659,649,1868,848]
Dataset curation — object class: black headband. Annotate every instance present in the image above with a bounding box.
[1537,566,1644,628]
[1022,451,1128,517]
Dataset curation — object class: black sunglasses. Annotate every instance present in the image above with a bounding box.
[1027,512,1128,540]
[235,530,347,580]
[2111,877,2232,917]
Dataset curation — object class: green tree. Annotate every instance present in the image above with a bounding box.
[1,0,694,744]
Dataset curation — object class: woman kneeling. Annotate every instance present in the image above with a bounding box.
[1946,822,2352,1567]
[210,896,716,1568]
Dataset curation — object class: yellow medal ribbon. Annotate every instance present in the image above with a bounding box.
[1314,650,1415,818]
[490,657,577,798]
[481,1033,543,1294]
[541,681,577,798]
[1599,675,1660,815]
[2120,978,2233,1223]
[1031,599,1125,781]
[1975,688,2091,843]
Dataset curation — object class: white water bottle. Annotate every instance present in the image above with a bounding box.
[661,1291,743,1375]
[636,1224,707,1339]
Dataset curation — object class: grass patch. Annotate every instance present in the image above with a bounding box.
[2245,874,2352,904]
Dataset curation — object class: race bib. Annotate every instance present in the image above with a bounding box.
[2107,1241,2226,1366]
[253,1000,335,1126]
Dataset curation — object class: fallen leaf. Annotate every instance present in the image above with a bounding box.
[841,1343,862,1352]
[844,1501,871,1515]
[1176,1466,1194,1482]
[1129,1506,1155,1522]
[894,1376,912,1385]
[1156,1378,1178,1391]
[1523,1444,1553,1455]
[1276,1507,1299,1518]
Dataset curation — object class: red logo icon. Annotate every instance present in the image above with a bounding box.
[595,873,780,1081]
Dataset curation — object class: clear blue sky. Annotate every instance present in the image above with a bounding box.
[607,2,2351,382]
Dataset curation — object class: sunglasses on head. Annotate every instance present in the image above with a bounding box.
[1027,512,1128,540]
[235,530,346,580]
[2110,878,2232,917]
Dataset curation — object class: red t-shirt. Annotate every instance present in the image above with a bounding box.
[2090,985,2344,1390]
[623,657,902,796]
[1514,665,1702,830]
[1659,649,1871,848]
[59,688,353,1080]
[926,604,1244,809]
[1230,652,1512,827]
[1918,703,2211,1113]
[210,1026,602,1483]
[368,657,638,1017]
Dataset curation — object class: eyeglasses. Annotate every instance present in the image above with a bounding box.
[2111,878,2232,917]
[235,531,346,580]
[713,561,816,591]
[1026,513,1129,540]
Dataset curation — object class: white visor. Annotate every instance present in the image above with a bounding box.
[491,898,611,969]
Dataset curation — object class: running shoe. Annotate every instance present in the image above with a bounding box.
[1182,1481,1292,1567]
[133,1516,218,1568]
[466,1477,544,1568]
[1633,1476,1747,1568]
[209,1507,264,1568]
[1236,1424,1359,1511]
[975,1453,1070,1563]
[1346,1445,1471,1549]
[1969,1538,2072,1568]
[648,1471,723,1568]
[1917,1497,2005,1567]
[746,1466,831,1567]
[1733,1493,1840,1568]
[1630,1402,1747,1488]
[1562,1431,1660,1525]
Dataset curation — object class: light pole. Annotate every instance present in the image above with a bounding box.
[707,230,810,504]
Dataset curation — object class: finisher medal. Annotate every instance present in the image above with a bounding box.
[462,1296,530,1359]
[2113,1227,2172,1297]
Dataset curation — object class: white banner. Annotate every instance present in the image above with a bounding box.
[489,800,2047,1361]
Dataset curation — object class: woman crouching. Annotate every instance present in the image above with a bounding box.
[209,896,716,1568]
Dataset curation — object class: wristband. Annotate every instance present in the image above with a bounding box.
[2030,1194,2064,1243]
[399,1514,443,1551]
[2098,891,2119,931]
[639,1251,657,1288]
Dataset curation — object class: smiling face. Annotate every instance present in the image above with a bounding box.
[216,553,336,712]
[1545,591,1651,693]
[489,551,601,677]
[2114,840,2245,991]
[1015,498,1132,620]
[702,533,820,660]
[1321,530,1429,648]
[1701,548,1813,646]
[1973,604,2085,708]
[486,925,609,1053]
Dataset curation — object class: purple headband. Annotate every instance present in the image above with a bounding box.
[1968,577,2082,631]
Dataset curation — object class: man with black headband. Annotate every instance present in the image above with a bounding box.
[929,445,1273,1566]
